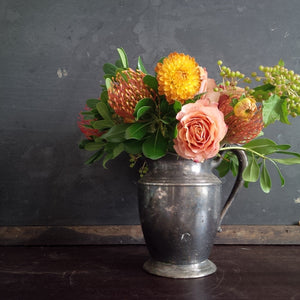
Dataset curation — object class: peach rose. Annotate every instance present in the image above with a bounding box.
[198,67,208,94]
[174,99,227,162]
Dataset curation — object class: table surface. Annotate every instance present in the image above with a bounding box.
[0,245,299,300]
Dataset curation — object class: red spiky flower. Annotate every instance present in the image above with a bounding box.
[218,89,264,144]
[108,68,155,123]
[78,106,104,140]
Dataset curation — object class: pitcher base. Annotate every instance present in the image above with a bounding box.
[143,258,217,279]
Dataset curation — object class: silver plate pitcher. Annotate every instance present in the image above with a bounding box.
[138,150,247,279]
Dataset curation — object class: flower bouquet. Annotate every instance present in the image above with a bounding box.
[78,48,300,193]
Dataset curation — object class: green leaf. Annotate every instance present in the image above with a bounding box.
[242,155,260,182]
[115,59,123,68]
[133,98,156,117]
[253,83,275,93]
[103,63,118,75]
[101,143,125,168]
[125,122,150,140]
[96,101,112,121]
[216,158,231,177]
[100,124,129,143]
[230,154,239,177]
[271,161,285,187]
[143,75,158,91]
[263,94,290,126]
[84,141,105,151]
[93,119,114,130]
[193,93,206,102]
[280,100,290,124]
[85,149,104,165]
[105,78,113,90]
[252,84,275,101]
[157,57,166,64]
[273,157,300,165]
[86,99,100,109]
[173,125,178,139]
[80,110,96,117]
[173,100,182,114]
[102,153,113,168]
[274,150,300,158]
[160,98,170,114]
[244,138,290,155]
[117,48,129,68]
[100,90,109,102]
[136,106,153,120]
[124,140,143,154]
[278,59,285,67]
[104,74,114,80]
[79,139,91,149]
[260,162,272,193]
[137,56,148,74]
[112,143,124,158]
[142,131,168,160]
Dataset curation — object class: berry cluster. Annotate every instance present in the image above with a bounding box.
[215,60,300,117]
[215,60,254,94]
[257,64,300,117]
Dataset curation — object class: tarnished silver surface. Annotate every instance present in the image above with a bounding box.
[138,152,247,279]
[143,258,216,279]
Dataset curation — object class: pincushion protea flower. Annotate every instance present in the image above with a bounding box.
[78,110,103,140]
[218,90,264,144]
[155,52,206,104]
[108,68,155,123]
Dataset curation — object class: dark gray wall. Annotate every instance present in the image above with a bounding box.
[0,0,299,226]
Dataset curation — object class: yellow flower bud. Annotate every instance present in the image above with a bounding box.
[233,97,257,120]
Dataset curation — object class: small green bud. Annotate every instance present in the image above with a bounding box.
[217,60,223,66]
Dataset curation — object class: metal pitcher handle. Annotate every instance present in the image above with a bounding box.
[216,149,248,231]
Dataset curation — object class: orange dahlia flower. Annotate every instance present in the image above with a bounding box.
[108,68,154,122]
[155,52,206,104]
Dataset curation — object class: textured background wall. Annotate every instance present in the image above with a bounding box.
[0,0,299,226]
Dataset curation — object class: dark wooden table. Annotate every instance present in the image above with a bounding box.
[0,245,299,299]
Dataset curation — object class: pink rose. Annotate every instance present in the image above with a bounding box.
[174,99,227,162]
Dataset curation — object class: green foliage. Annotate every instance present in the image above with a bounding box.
[142,131,168,160]
[103,63,118,75]
[252,84,275,102]
[137,56,148,74]
[100,124,129,143]
[125,123,151,140]
[242,154,260,182]
[263,95,290,126]
[143,75,158,91]
[260,161,272,193]
[218,138,300,193]
[86,99,100,109]
[117,48,129,68]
